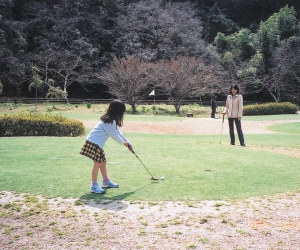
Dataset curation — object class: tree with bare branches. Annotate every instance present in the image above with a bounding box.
[239,42,300,103]
[28,66,43,103]
[269,37,300,104]
[114,0,205,61]
[155,57,207,113]
[98,56,153,112]
[46,38,96,100]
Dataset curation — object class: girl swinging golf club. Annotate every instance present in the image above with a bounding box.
[80,99,133,194]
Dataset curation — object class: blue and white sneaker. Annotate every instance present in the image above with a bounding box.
[90,183,106,194]
[102,180,119,188]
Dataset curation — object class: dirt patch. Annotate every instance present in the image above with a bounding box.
[82,118,298,135]
[1,191,300,249]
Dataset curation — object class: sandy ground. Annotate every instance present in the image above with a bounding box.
[83,117,297,135]
[120,118,294,135]
[1,117,300,249]
[1,191,300,250]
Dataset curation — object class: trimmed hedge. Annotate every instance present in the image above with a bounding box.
[243,102,298,116]
[0,112,85,137]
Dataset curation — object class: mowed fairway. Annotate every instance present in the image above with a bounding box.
[1,112,300,201]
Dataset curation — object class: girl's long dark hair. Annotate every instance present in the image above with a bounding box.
[101,99,126,127]
[230,85,240,95]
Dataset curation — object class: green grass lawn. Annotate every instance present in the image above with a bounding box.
[245,134,300,148]
[243,113,300,121]
[1,132,299,201]
[268,122,300,133]
[1,104,300,201]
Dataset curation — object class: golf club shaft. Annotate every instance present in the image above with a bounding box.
[220,114,224,144]
[132,151,156,179]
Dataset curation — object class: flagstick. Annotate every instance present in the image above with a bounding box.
[149,90,155,105]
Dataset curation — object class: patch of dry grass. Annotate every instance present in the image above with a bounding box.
[1,190,300,249]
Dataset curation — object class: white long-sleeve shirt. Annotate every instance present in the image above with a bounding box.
[224,94,243,118]
[86,120,129,148]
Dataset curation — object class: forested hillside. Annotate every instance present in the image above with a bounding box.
[0,0,300,105]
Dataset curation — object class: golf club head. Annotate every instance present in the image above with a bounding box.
[151,177,159,181]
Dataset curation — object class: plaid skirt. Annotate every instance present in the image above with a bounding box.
[80,140,106,162]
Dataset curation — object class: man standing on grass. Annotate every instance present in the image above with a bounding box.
[211,95,217,118]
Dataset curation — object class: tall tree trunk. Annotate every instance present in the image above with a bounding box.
[175,105,180,113]
[64,75,68,92]
[64,75,68,102]
[276,88,281,102]
[131,103,137,113]
[268,89,279,102]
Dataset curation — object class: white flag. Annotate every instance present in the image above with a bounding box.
[149,90,155,96]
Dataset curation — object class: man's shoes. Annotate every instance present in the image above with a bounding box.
[102,180,119,188]
[240,144,246,147]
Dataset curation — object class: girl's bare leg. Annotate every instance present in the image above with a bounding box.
[92,160,108,183]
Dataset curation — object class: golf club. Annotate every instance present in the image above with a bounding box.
[130,148,158,181]
[220,114,225,144]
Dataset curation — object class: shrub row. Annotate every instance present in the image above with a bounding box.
[0,112,85,137]
[243,102,298,116]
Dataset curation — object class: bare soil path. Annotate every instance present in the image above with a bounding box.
[83,117,298,135]
[1,191,300,250]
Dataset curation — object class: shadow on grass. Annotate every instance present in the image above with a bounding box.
[79,182,157,211]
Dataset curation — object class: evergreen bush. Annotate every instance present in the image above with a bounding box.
[243,102,298,116]
[0,112,85,137]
